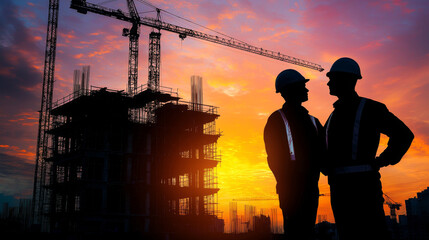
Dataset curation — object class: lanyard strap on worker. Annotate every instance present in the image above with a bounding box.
[325,97,367,161]
[278,110,295,161]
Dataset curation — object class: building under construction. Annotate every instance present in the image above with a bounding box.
[41,78,223,233]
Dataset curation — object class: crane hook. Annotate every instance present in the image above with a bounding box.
[179,33,187,40]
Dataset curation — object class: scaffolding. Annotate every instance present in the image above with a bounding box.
[37,85,222,233]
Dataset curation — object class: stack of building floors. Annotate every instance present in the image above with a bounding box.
[45,86,223,234]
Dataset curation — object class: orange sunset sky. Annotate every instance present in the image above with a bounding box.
[0,0,428,229]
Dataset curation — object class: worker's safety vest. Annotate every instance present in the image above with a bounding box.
[277,109,318,161]
[325,98,375,174]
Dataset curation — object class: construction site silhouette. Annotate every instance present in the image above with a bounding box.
[2,0,421,239]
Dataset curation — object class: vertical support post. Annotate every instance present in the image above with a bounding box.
[33,0,59,229]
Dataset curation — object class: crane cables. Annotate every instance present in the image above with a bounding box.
[135,0,248,45]
[96,0,118,6]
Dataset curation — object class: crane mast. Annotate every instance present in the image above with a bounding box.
[146,10,162,122]
[33,0,59,226]
[148,9,161,91]
[124,0,140,95]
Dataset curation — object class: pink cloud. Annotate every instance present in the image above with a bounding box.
[258,29,302,42]
[59,30,77,40]
[240,25,252,32]
[0,145,36,161]
[371,0,416,14]
[74,53,84,59]
[359,39,384,50]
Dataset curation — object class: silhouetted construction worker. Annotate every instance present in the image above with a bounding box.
[264,69,325,240]
[324,57,414,240]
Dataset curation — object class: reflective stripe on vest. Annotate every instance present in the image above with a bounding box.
[332,164,374,175]
[309,115,318,134]
[277,109,296,161]
[277,110,319,161]
[325,113,333,147]
[325,98,367,161]
[352,98,367,161]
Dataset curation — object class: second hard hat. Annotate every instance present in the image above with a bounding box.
[275,69,309,93]
[326,57,362,79]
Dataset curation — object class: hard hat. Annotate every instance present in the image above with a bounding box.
[326,57,362,79]
[275,69,309,93]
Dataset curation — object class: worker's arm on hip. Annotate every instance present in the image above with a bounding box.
[376,104,414,167]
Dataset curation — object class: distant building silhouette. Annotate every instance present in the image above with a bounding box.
[191,75,203,111]
[389,214,409,240]
[227,203,281,234]
[244,205,255,232]
[253,214,270,233]
[0,199,32,232]
[269,207,280,233]
[229,202,238,233]
[405,187,429,240]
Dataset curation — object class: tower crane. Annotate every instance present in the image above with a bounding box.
[32,0,59,226]
[33,0,324,226]
[384,193,402,222]
[70,0,324,95]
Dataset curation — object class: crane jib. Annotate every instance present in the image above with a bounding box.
[70,0,324,72]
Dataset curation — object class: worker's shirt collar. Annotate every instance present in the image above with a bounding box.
[333,92,360,109]
[282,102,309,114]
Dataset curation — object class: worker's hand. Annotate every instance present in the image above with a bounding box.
[372,156,389,170]
[320,167,330,176]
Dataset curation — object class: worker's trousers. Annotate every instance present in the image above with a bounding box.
[329,172,390,240]
[279,187,319,240]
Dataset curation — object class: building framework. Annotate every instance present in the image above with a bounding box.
[41,85,223,233]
